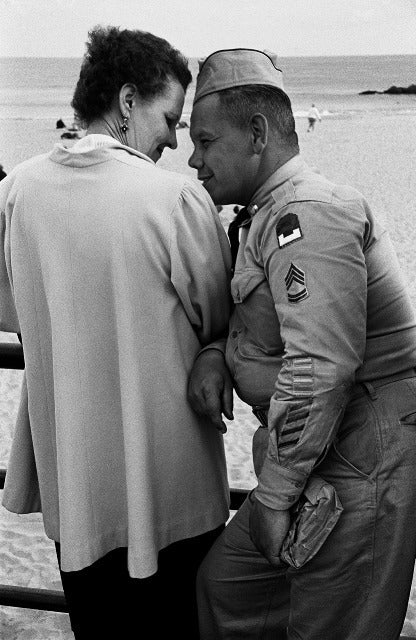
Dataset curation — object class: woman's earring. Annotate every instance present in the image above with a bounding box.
[121,115,129,133]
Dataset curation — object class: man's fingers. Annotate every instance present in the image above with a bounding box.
[221,377,234,420]
[219,421,227,434]
[187,386,206,415]
[203,386,225,429]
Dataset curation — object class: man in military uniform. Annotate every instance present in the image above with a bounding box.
[187,48,416,639]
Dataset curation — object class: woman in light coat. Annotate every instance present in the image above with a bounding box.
[0,25,231,639]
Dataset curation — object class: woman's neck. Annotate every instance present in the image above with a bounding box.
[87,115,128,146]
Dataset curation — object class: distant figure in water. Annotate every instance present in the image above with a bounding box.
[0,164,6,181]
[307,103,321,132]
[56,118,66,129]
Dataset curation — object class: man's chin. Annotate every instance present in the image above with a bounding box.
[203,183,232,207]
[202,181,217,202]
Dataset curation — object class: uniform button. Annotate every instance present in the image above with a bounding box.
[231,331,238,338]
[287,495,296,503]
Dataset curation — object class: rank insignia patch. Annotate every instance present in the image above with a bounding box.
[285,263,309,303]
[276,213,303,248]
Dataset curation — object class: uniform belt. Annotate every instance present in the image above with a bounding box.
[252,406,269,428]
[253,369,416,426]
[360,367,416,390]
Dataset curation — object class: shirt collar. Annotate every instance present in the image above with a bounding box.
[248,154,308,214]
[70,134,155,165]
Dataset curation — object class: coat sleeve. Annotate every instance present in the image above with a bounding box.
[255,199,368,510]
[0,180,20,333]
[169,180,231,347]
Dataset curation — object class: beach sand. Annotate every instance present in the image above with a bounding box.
[1,111,416,637]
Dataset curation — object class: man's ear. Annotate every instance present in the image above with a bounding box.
[249,113,268,154]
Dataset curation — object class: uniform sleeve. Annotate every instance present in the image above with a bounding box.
[255,200,367,510]
[169,181,232,346]
[0,185,20,333]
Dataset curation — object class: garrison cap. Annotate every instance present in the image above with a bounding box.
[193,48,284,104]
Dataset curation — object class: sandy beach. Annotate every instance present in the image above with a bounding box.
[1,109,416,637]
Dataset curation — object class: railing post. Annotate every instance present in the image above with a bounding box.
[0,342,24,369]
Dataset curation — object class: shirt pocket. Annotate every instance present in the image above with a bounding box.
[231,268,283,359]
[400,412,416,426]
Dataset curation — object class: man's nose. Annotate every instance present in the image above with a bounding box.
[188,148,202,169]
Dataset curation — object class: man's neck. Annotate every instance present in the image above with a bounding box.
[249,147,299,203]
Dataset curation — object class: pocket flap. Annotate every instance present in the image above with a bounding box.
[231,270,265,304]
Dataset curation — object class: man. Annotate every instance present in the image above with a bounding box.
[187,48,416,640]
[307,103,321,132]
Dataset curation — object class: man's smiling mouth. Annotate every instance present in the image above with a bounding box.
[199,174,213,186]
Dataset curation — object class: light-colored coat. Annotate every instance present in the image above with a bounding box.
[0,135,231,578]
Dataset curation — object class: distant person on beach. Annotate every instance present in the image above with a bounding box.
[187,48,416,639]
[306,103,321,131]
[0,164,6,181]
[0,26,231,640]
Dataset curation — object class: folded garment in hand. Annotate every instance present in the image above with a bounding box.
[279,475,343,569]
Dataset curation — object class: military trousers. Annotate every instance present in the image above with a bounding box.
[197,375,416,639]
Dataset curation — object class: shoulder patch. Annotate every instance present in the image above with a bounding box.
[285,263,309,303]
[276,212,303,248]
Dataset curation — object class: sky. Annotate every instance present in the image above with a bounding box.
[1,0,416,58]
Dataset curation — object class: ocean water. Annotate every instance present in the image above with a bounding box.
[0,54,415,124]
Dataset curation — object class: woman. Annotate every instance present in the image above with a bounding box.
[0,26,231,638]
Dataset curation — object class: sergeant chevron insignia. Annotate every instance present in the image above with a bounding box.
[285,263,309,303]
[276,212,303,248]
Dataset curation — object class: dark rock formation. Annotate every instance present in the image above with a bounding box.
[359,84,416,95]
[384,84,416,94]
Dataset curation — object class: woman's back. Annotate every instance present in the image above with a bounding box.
[1,135,231,579]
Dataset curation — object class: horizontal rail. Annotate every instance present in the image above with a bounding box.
[0,342,24,369]
[229,487,250,510]
[0,584,67,612]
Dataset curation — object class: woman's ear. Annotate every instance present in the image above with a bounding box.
[249,113,268,154]
[119,83,137,112]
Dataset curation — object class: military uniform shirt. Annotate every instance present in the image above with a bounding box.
[225,155,416,509]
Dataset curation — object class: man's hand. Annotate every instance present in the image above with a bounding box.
[187,349,234,433]
[249,494,291,568]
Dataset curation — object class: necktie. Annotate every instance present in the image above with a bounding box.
[227,207,252,275]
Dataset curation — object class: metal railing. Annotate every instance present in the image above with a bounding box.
[0,341,248,612]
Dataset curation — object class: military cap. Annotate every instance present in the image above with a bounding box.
[193,48,284,104]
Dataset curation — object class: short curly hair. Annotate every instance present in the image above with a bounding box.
[71,26,192,127]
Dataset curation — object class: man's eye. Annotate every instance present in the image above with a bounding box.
[201,139,211,148]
